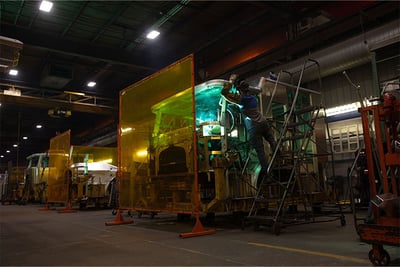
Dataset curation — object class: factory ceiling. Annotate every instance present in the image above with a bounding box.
[0,0,398,168]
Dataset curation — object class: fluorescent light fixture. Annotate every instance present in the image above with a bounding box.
[146,30,160,39]
[325,102,361,117]
[22,136,28,140]
[0,155,3,158]
[13,144,18,147]
[9,69,18,76]
[39,0,53,12]
[87,81,96,87]
[36,124,43,129]
[64,90,85,96]
[6,150,10,153]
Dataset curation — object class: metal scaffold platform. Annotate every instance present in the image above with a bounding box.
[244,59,346,235]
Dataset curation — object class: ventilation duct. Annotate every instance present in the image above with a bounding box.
[40,63,73,89]
[248,20,400,85]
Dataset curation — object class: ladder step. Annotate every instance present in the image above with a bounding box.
[245,215,275,225]
[255,197,273,202]
[259,180,291,188]
[274,157,293,163]
[255,197,282,203]
[281,133,312,142]
[272,165,294,170]
[294,105,321,115]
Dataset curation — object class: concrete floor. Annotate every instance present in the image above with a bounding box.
[1,204,399,266]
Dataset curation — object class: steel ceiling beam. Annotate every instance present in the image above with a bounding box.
[0,93,116,115]
[1,24,159,71]
[126,0,191,51]
[60,2,89,38]
[91,2,132,43]
[0,82,117,115]
[13,0,25,25]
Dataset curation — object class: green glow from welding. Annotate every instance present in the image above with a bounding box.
[194,80,225,125]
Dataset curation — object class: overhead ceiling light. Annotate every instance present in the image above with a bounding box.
[22,136,28,140]
[325,102,361,117]
[87,81,96,87]
[39,0,53,12]
[36,124,43,129]
[9,69,18,76]
[146,30,160,40]
[6,150,10,153]
[13,144,18,147]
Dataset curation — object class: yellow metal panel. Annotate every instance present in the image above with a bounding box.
[119,55,194,212]
[46,130,71,203]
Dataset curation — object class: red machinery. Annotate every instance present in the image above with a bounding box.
[358,92,400,266]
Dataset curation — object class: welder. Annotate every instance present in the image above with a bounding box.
[221,74,279,188]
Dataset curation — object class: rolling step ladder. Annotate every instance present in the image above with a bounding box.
[243,59,346,235]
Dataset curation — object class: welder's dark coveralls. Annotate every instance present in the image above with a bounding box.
[222,81,277,187]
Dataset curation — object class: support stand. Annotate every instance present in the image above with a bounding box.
[179,213,216,238]
[58,200,77,213]
[179,81,216,239]
[38,202,56,211]
[105,209,134,226]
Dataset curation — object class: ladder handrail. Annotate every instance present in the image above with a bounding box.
[248,58,321,217]
[267,58,318,175]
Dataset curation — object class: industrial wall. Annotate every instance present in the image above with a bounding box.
[306,47,398,109]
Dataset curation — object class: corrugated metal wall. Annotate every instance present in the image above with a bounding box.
[306,48,398,108]
[308,64,373,108]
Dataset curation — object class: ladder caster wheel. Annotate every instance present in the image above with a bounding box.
[272,222,282,235]
[369,248,390,266]
[340,215,346,226]
[112,209,117,215]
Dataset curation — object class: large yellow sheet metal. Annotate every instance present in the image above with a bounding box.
[119,55,194,212]
[46,130,70,203]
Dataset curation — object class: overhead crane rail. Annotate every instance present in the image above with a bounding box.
[0,83,117,115]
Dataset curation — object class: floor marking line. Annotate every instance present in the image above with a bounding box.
[146,240,249,266]
[248,242,369,264]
